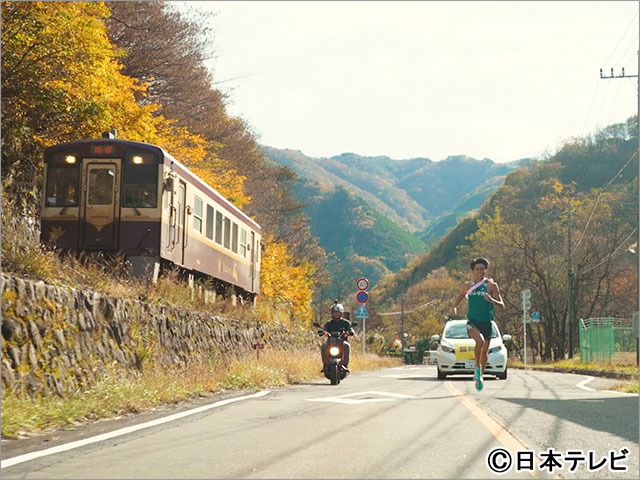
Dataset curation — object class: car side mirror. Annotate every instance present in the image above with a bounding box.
[431,334,440,343]
[502,334,512,342]
[350,321,358,328]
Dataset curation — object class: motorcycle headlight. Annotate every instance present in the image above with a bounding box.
[329,346,341,356]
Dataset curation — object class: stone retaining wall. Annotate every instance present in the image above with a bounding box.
[1,274,315,397]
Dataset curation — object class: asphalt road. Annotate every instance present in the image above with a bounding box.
[1,365,638,479]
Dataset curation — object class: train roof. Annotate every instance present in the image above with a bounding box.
[45,138,262,233]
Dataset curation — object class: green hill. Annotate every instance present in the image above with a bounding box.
[293,181,426,295]
[262,147,519,234]
[372,117,639,307]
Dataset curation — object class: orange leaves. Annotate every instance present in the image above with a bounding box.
[260,235,316,325]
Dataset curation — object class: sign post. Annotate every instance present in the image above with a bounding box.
[356,278,369,355]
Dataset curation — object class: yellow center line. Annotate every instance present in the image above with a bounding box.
[445,381,561,479]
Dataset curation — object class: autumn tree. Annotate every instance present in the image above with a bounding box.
[461,178,637,360]
[0,1,207,213]
[103,1,329,315]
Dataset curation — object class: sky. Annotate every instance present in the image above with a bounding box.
[191,1,639,163]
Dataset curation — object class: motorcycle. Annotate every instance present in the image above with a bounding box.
[313,321,358,385]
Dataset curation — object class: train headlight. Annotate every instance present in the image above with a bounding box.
[132,155,144,165]
[64,155,77,164]
[329,346,340,356]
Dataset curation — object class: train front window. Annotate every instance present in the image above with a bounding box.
[122,152,158,208]
[88,168,115,205]
[46,166,79,207]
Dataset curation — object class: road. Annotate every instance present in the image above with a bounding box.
[2,365,638,479]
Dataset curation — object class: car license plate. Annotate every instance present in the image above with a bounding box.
[465,360,476,369]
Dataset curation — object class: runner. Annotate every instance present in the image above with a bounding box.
[451,257,505,390]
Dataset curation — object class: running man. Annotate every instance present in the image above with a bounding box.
[451,257,505,390]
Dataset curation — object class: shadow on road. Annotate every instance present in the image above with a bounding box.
[498,396,639,444]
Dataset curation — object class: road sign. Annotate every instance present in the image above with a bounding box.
[521,289,531,300]
[356,278,369,291]
[355,304,369,319]
[524,315,539,324]
[531,311,541,320]
[522,299,531,311]
[356,291,369,303]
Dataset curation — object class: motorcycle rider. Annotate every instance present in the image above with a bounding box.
[320,300,355,372]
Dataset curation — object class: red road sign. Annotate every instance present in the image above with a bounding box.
[356,278,369,290]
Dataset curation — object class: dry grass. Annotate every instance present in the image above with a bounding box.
[1,348,402,439]
[510,357,639,375]
[608,380,639,394]
[0,214,270,321]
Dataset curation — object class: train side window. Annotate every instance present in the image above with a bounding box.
[46,166,79,207]
[206,204,214,240]
[193,196,203,234]
[232,223,239,254]
[240,229,247,257]
[215,211,223,244]
[223,216,231,249]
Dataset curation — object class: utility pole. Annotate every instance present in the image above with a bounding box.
[400,294,406,355]
[600,8,640,359]
[568,200,575,358]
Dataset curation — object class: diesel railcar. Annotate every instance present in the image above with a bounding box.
[40,135,262,299]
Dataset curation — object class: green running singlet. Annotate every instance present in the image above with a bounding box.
[467,280,494,322]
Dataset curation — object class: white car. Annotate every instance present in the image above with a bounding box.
[431,319,511,380]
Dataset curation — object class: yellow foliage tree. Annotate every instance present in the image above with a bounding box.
[260,235,316,325]
[1,1,235,211]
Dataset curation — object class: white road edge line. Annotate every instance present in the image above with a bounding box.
[576,376,596,391]
[1,390,271,469]
[575,376,638,396]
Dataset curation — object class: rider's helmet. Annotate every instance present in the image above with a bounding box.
[331,300,344,312]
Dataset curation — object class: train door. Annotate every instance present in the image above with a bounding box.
[250,231,256,291]
[176,181,187,265]
[82,160,121,249]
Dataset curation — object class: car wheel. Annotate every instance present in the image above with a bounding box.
[496,368,507,380]
[437,367,447,380]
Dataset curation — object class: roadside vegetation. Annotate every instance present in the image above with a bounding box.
[1,350,401,439]
[510,358,639,394]
[510,357,638,376]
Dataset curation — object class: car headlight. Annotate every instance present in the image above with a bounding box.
[441,343,455,354]
[488,346,502,354]
[329,346,340,356]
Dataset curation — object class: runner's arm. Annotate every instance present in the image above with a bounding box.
[486,281,505,309]
[451,282,470,315]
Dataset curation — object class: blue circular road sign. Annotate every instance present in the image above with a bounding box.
[356,291,369,303]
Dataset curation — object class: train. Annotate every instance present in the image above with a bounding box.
[40,132,262,301]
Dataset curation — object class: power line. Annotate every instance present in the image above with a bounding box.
[579,226,638,274]
[614,34,640,69]
[574,148,638,250]
[378,298,439,316]
[602,8,639,67]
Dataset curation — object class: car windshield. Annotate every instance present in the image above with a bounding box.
[444,322,499,339]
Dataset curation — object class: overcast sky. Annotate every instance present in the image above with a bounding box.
[194,1,639,163]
